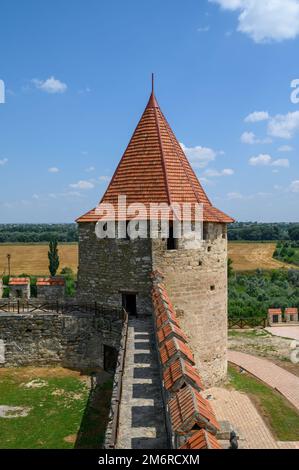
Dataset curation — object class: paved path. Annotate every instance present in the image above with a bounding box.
[266,326,299,341]
[204,387,299,449]
[228,350,299,411]
[116,317,168,449]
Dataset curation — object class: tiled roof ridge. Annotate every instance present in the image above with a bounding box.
[151,270,222,449]
[153,95,172,205]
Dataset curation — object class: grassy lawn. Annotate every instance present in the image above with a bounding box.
[228,365,299,441]
[0,367,112,449]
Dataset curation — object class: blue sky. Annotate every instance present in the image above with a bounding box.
[0,0,299,223]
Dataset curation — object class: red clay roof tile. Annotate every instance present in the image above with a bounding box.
[268,308,282,315]
[163,358,204,393]
[157,321,188,345]
[36,277,65,286]
[9,277,30,286]
[285,308,298,314]
[168,385,220,435]
[179,429,222,450]
[76,92,234,224]
[159,337,195,367]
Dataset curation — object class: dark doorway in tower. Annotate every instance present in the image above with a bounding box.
[273,314,279,324]
[122,292,137,316]
[167,223,178,250]
[103,345,118,373]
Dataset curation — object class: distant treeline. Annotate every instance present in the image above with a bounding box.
[1,222,299,243]
[228,222,299,241]
[0,224,78,243]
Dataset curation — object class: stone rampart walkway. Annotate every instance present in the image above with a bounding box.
[116,317,168,449]
[228,350,299,411]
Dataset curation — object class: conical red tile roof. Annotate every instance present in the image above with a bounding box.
[77,91,233,223]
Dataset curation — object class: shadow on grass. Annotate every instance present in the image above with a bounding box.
[75,373,113,449]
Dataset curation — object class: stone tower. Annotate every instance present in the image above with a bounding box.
[76,85,234,386]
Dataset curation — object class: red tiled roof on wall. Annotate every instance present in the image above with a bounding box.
[179,429,222,450]
[163,357,204,393]
[157,321,188,346]
[77,90,234,223]
[168,385,220,435]
[159,337,195,367]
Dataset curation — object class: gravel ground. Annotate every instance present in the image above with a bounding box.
[228,329,299,377]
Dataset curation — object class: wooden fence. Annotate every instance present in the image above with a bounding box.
[228,316,267,329]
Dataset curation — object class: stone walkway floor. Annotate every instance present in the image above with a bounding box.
[203,387,299,449]
[228,350,299,411]
[116,317,168,449]
[265,326,299,341]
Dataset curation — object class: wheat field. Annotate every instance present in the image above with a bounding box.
[228,242,293,271]
[0,241,295,276]
[0,244,79,276]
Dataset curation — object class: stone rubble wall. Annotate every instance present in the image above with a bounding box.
[0,312,122,370]
[77,223,153,315]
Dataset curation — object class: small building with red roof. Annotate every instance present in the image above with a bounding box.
[268,308,283,325]
[8,277,30,300]
[36,277,66,301]
[285,308,298,323]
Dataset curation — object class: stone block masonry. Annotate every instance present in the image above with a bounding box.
[0,312,122,370]
[77,223,153,316]
[152,223,228,387]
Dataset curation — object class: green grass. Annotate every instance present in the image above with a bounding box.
[228,365,299,441]
[0,368,112,449]
[228,329,269,338]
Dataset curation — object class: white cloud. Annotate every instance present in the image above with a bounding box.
[249,154,290,168]
[204,168,234,177]
[69,180,95,190]
[85,166,95,172]
[241,132,271,145]
[268,111,299,139]
[210,0,299,43]
[0,158,8,166]
[241,131,257,144]
[180,143,217,168]
[32,194,39,200]
[48,167,59,173]
[249,154,272,166]
[32,76,67,94]
[271,159,290,168]
[278,145,293,152]
[244,111,269,123]
[290,180,299,192]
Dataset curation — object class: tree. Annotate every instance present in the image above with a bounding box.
[48,240,60,277]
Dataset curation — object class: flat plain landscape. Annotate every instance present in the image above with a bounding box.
[0,243,78,276]
[0,241,295,276]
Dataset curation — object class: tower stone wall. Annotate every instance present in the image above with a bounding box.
[77,222,153,315]
[152,223,228,387]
